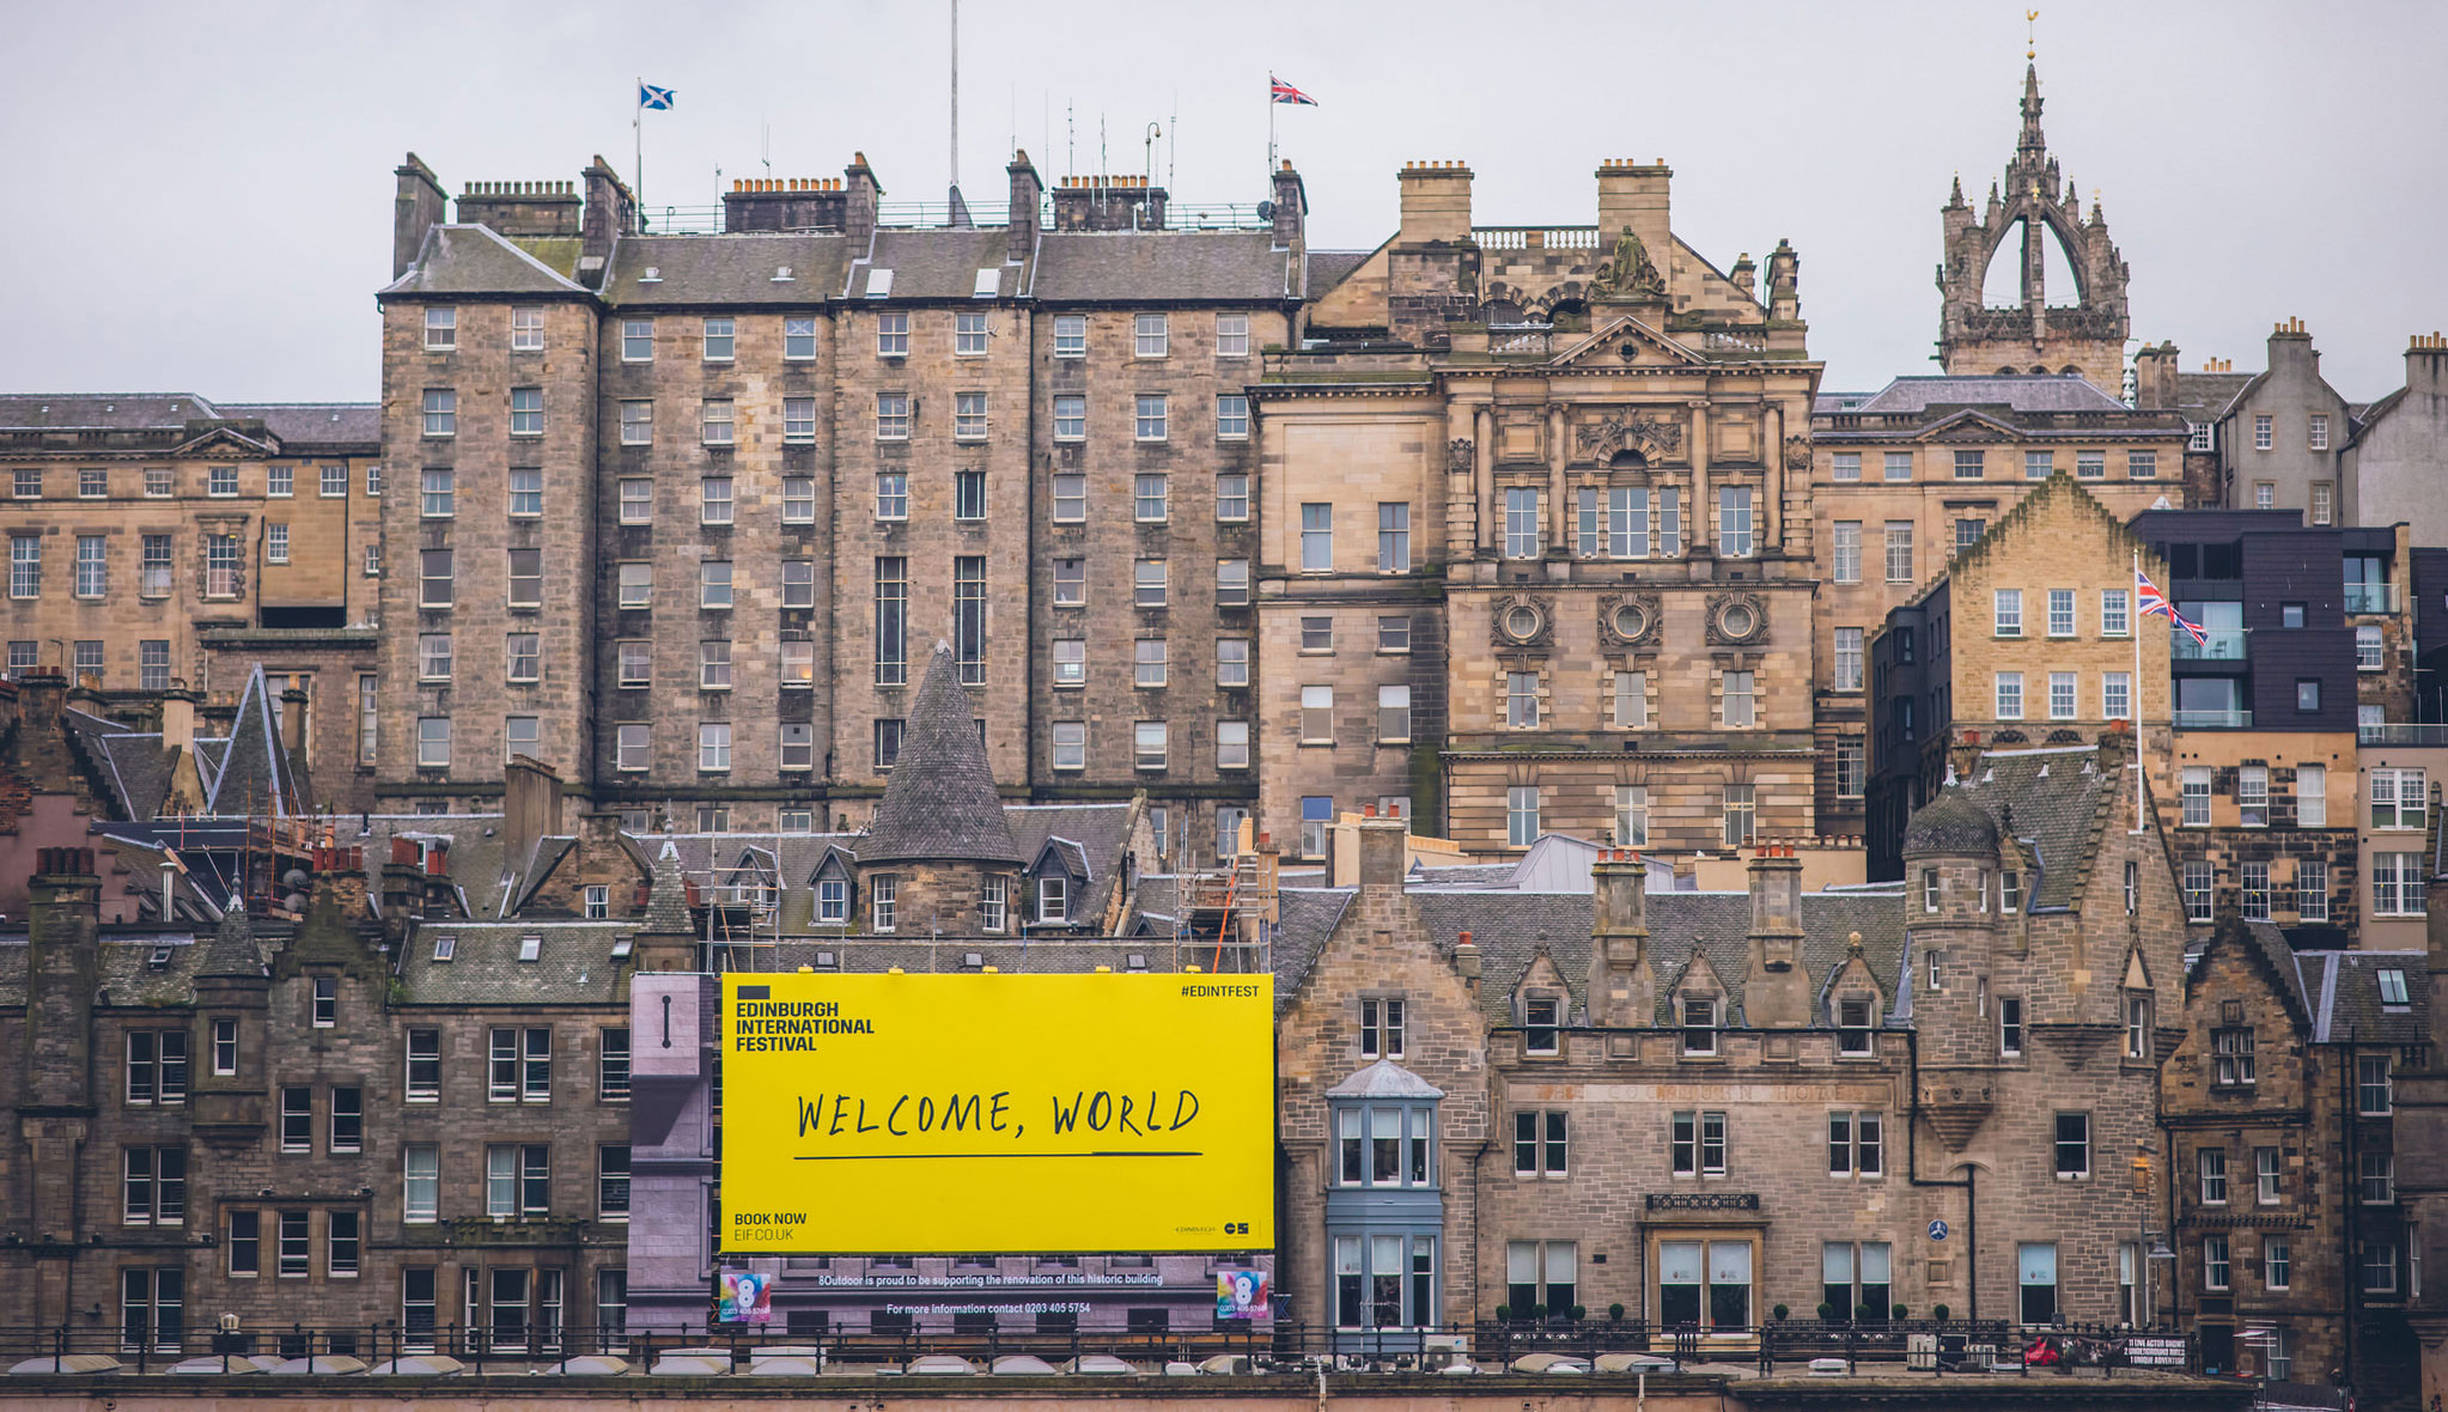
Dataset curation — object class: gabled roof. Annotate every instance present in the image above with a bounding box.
[204,667,310,819]
[380,224,590,298]
[858,645,1020,866]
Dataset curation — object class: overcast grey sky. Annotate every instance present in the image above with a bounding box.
[4,0,2441,401]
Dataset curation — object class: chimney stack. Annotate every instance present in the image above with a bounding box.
[1271,160,1306,253]
[1395,160,1472,245]
[159,686,198,755]
[1356,806,1406,893]
[278,689,307,757]
[1006,151,1042,264]
[1453,929,1481,996]
[581,155,636,275]
[393,152,446,279]
[1743,844,1810,1026]
[2407,331,2448,402]
[844,152,882,248]
[25,849,102,1113]
[1594,158,1672,282]
[1587,850,1656,1027]
[503,756,565,877]
[2132,341,2180,410]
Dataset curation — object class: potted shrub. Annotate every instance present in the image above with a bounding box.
[1531,1304,1548,1322]
[1570,1306,1587,1324]
[1817,1302,1836,1322]
[1932,1304,1950,1323]
[1772,1304,1789,1323]
[1609,1304,1626,1323]
[1495,1305,1512,1323]
[1890,1305,1908,1322]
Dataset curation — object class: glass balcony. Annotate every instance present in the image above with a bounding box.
[2359,722,2448,746]
[2344,582,2398,614]
[2172,627,2249,661]
[2173,708,2254,729]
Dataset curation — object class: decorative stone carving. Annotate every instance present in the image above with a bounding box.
[1592,225,1664,299]
[1447,438,1474,478]
[1598,593,1662,649]
[1704,591,1767,646]
[1489,594,1553,650]
[1783,434,1812,472]
[1576,412,1684,461]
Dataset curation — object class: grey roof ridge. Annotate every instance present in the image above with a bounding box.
[1977,743,2098,757]
[2313,952,2341,1043]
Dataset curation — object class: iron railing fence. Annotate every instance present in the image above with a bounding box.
[0,1317,2197,1378]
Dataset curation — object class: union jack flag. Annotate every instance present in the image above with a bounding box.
[1270,76,1319,106]
[2137,566,2207,645]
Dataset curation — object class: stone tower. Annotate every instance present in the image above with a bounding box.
[1936,64,2131,391]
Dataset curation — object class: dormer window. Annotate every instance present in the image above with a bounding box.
[1036,875,1069,925]
[1681,997,1719,1056]
[817,877,848,925]
[1836,997,1874,1055]
[2001,870,2021,914]
[1523,995,1561,1055]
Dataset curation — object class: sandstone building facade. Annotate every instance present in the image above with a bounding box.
[0,395,381,810]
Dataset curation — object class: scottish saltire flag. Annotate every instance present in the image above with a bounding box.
[639,82,675,111]
[1270,76,1319,106]
[2137,566,2208,645]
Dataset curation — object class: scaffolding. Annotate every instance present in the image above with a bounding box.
[686,843,784,973]
[1174,814,1277,974]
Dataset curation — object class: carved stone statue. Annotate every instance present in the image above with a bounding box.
[1594,225,1664,300]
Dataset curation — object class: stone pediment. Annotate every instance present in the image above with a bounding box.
[1914,409,2023,443]
[172,425,280,458]
[1549,315,1707,371]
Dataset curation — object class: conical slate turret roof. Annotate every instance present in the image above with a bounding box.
[859,644,1021,866]
[198,896,262,977]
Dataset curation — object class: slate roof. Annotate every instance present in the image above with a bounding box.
[1006,803,1136,922]
[1852,374,2132,416]
[379,224,589,297]
[198,903,263,978]
[0,394,374,449]
[2303,949,2429,1046]
[855,229,1023,300]
[859,645,1021,865]
[0,393,222,431]
[204,667,310,818]
[63,709,169,819]
[759,937,1233,976]
[393,921,631,1006]
[351,814,511,919]
[1910,746,2113,910]
[1031,231,1298,303]
[1304,250,1373,299]
[0,930,225,1009]
[2172,371,2256,423]
[215,402,380,449]
[1383,887,1909,1029]
[1902,790,2000,857]
[2241,920,2315,1025]
[603,233,855,305]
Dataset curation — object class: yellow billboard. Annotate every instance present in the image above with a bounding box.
[720,971,1274,1254]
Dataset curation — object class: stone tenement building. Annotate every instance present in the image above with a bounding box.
[1261,157,1822,859]
[1810,380,2188,836]
[2161,917,2423,1395]
[1864,476,2175,877]
[0,394,382,811]
[0,848,636,1353]
[1275,732,2187,1344]
[375,150,1314,861]
[1933,64,2131,391]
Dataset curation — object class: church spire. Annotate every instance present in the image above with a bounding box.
[2017,62,2048,159]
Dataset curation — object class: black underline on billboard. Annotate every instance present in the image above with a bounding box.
[792,1151,1203,1161]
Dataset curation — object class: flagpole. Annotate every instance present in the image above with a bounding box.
[634,77,644,224]
[2131,548,2146,834]
[1267,76,1276,173]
